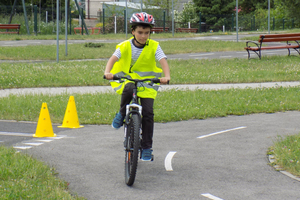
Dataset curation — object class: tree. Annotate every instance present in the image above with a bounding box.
[143,0,179,20]
[274,0,300,25]
[192,0,235,26]
[239,0,272,14]
[175,2,198,24]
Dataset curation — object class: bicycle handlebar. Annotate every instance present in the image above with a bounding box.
[103,75,167,84]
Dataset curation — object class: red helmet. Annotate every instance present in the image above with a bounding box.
[130,12,155,27]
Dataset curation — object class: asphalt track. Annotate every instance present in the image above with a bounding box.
[1,111,300,200]
[1,34,300,199]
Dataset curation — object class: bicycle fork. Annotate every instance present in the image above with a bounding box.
[123,103,142,151]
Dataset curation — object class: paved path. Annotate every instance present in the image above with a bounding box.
[0,34,254,47]
[1,81,300,98]
[2,111,300,200]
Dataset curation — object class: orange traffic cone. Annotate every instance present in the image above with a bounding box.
[33,103,56,137]
[58,96,84,128]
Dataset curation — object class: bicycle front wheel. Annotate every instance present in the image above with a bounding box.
[124,113,140,186]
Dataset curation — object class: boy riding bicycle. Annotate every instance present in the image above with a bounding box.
[104,12,171,161]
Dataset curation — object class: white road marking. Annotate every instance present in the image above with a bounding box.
[165,151,177,171]
[23,142,44,146]
[0,132,66,139]
[0,132,33,137]
[197,126,247,139]
[51,135,67,139]
[202,193,224,200]
[13,146,33,150]
[35,139,53,142]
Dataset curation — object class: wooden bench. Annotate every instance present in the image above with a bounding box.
[176,28,198,33]
[74,27,101,35]
[151,27,169,33]
[0,24,21,34]
[244,33,300,59]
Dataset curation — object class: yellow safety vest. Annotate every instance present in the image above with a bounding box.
[110,38,163,99]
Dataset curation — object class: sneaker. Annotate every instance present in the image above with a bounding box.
[141,149,153,161]
[112,112,124,129]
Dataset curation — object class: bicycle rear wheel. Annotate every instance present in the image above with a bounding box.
[124,113,140,186]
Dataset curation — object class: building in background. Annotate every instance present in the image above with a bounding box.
[84,0,190,19]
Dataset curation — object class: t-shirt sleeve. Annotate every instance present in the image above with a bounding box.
[155,45,167,61]
[112,47,121,60]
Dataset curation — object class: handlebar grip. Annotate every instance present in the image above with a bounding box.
[113,75,121,80]
[103,75,121,80]
[152,78,160,84]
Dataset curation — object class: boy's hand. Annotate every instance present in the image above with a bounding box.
[160,77,170,84]
[104,73,114,80]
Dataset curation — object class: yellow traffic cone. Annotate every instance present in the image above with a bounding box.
[33,103,56,137]
[58,96,84,128]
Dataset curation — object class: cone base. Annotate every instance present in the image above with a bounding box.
[57,125,84,129]
[33,133,57,138]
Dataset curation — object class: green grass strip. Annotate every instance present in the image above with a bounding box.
[1,56,300,89]
[0,87,299,124]
[0,40,244,60]
[0,146,84,199]
[270,133,300,177]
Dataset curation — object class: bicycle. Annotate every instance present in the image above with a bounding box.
[104,75,163,186]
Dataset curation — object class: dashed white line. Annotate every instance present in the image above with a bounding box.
[23,142,44,146]
[202,193,224,200]
[51,135,67,139]
[0,132,33,137]
[197,126,247,139]
[35,139,53,142]
[13,146,33,150]
[165,151,177,171]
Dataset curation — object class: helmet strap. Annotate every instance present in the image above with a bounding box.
[133,35,149,47]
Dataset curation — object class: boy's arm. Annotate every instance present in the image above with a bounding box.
[104,55,118,80]
[159,58,170,84]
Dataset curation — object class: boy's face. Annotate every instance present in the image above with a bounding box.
[132,26,151,46]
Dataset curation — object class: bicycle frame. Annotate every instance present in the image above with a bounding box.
[125,84,142,125]
[104,75,161,186]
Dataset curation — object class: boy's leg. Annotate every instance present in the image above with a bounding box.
[119,82,135,116]
[140,98,154,149]
[112,83,134,129]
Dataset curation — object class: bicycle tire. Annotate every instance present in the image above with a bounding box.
[124,113,140,186]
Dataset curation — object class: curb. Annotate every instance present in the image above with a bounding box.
[268,154,300,182]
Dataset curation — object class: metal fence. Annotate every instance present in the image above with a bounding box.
[0,5,298,35]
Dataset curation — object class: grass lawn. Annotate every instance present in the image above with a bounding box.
[1,56,300,89]
[0,40,245,60]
